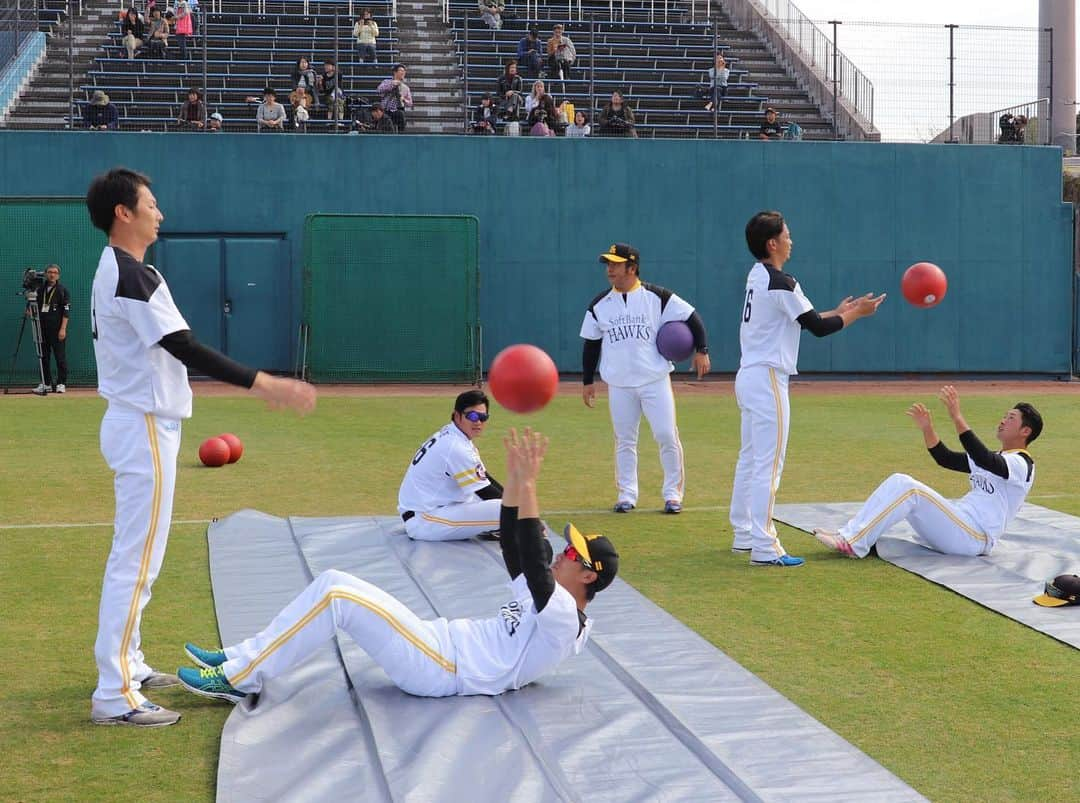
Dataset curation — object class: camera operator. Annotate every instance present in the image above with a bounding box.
[377,63,413,133]
[597,90,637,138]
[998,113,1027,145]
[27,264,70,393]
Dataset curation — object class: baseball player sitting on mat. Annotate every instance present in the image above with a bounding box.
[580,243,710,514]
[815,386,1041,559]
[177,428,619,702]
[398,390,504,541]
[732,211,885,566]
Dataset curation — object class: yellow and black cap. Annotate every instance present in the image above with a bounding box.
[1032,574,1080,607]
[563,523,619,593]
[599,243,639,266]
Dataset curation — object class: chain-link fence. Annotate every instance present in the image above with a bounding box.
[0,0,40,73]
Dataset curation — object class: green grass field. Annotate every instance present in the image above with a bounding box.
[2,386,1078,802]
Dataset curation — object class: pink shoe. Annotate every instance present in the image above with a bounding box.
[813,528,856,558]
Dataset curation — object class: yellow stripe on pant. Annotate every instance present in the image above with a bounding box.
[846,488,986,546]
[765,368,785,554]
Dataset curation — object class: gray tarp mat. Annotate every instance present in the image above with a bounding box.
[773,502,1080,649]
[207,510,925,802]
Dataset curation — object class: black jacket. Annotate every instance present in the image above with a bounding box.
[36,282,70,326]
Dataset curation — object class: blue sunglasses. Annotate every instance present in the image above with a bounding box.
[463,410,490,423]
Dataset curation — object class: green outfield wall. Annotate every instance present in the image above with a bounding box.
[0,131,1072,383]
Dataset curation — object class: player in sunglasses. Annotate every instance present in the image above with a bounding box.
[397,389,505,541]
[177,428,619,701]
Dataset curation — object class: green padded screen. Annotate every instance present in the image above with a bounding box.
[0,198,104,389]
[302,214,480,383]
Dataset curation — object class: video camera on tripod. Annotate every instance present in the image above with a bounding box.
[4,267,49,394]
[20,267,46,298]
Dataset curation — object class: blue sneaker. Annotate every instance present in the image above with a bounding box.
[613,501,635,513]
[751,555,805,567]
[178,666,246,703]
[185,642,227,669]
[663,500,682,514]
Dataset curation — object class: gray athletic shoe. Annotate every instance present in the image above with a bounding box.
[139,671,180,688]
[92,701,181,728]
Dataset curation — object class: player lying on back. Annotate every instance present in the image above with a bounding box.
[814,386,1042,558]
[177,428,619,701]
[397,390,503,541]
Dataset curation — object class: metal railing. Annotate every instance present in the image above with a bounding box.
[0,0,40,74]
[933,98,1051,146]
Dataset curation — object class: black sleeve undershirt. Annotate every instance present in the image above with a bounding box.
[582,338,602,384]
[476,474,503,500]
[499,505,521,578]
[796,309,844,338]
[158,330,258,389]
[516,517,556,612]
[958,430,1010,479]
[684,310,708,351]
[928,441,970,473]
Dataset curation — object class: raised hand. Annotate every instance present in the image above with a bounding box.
[852,292,886,317]
[906,402,932,431]
[938,385,961,419]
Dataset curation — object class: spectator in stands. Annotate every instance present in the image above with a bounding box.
[147,7,168,59]
[377,63,413,132]
[524,80,554,124]
[207,111,223,131]
[121,7,144,60]
[478,0,504,30]
[317,59,346,121]
[472,93,497,134]
[703,53,729,112]
[597,90,636,137]
[174,0,193,60]
[565,109,590,137]
[546,24,576,81]
[256,87,286,132]
[176,86,205,129]
[84,90,119,131]
[517,26,543,79]
[291,57,319,107]
[353,9,379,63]
[758,106,783,140]
[363,102,397,133]
[496,59,522,122]
[289,85,313,123]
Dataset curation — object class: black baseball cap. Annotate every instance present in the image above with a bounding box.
[598,243,639,266]
[1032,574,1080,607]
[564,523,619,593]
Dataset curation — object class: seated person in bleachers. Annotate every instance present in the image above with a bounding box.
[176,87,205,129]
[147,7,168,59]
[256,87,286,132]
[758,106,783,140]
[496,59,523,121]
[289,85,313,122]
[84,90,119,131]
[120,7,145,60]
[597,90,636,138]
[478,0,504,30]
[377,63,413,132]
[174,0,193,60]
[524,80,553,123]
[363,102,397,133]
[207,111,223,131]
[517,26,543,78]
[546,24,576,81]
[291,57,319,107]
[352,9,379,63]
[472,93,497,134]
[565,109,590,137]
[317,59,347,120]
[703,53,729,112]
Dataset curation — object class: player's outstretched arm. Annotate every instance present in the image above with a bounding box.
[250,371,317,416]
[911,400,970,472]
[838,292,886,327]
[938,385,970,435]
[907,402,940,448]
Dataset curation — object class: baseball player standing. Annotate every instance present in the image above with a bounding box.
[398,390,503,541]
[732,211,884,566]
[580,243,710,514]
[176,428,619,701]
[87,168,316,728]
[814,387,1041,558]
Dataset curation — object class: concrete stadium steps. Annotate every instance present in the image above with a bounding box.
[394,0,466,134]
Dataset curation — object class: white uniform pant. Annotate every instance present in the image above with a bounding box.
[608,376,684,505]
[222,569,459,698]
[92,407,181,717]
[730,365,790,561]
[404,499,501,541]
[838,473,991,558]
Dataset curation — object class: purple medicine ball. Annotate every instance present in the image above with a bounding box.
[656,321,695,362]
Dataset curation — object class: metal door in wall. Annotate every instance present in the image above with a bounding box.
[153,234,291,372]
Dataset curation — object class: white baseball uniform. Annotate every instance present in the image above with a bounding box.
[836,445,1035,557]
[730,262,815,562]
[220,566,590,697]
[580,280,694,506]
[397,423,500,541]
[91,245,191,719]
